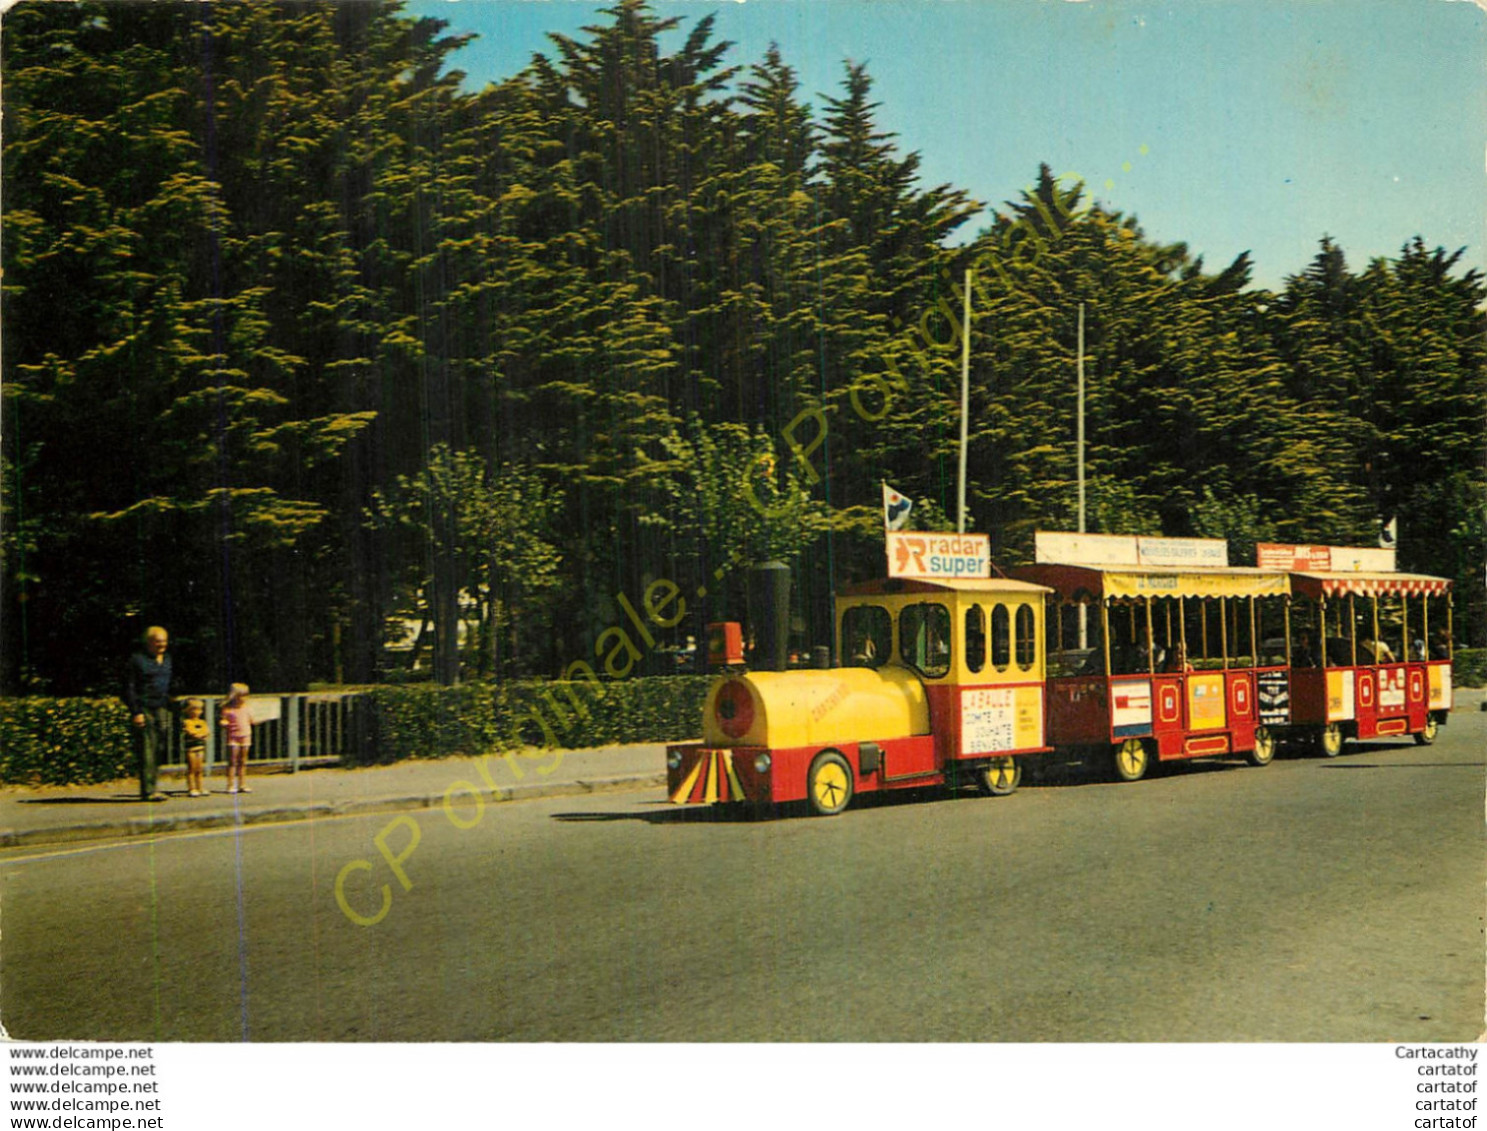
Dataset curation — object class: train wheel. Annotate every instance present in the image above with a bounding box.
[976,757,1022,797]
[1414,716,1439,746]
[1112,739,1149,783]
[1247,726,1276,767]
[1316,724,1345,758]
[807,750,853,816]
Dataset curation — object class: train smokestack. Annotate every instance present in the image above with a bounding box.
[747,562,791,671]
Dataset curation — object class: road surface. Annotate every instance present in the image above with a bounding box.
[2,714,1481,1041]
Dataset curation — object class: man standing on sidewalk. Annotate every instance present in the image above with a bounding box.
[125,626,173,801]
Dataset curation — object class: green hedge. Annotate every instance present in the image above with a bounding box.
[0,697,134,786]
[346,675,714,765]
[1453,648,1486,688]
[0,677,713,784]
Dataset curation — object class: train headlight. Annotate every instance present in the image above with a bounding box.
[667,750,683,770]
[715,679,755,739]
[754,753,772,774]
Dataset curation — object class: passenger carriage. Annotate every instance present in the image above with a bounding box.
[665,577,1054,816]
[1011,561,1293,782]
[1283,568,1452,755]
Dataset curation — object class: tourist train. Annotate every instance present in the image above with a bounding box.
[665,533,1453,816]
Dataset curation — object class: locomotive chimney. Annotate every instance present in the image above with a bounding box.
[746,561,792,671]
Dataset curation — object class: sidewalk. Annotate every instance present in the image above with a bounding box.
[0,742,673,850]
[4,689,1483,852]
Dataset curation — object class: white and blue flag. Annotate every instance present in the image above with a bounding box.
[883,483,913,531]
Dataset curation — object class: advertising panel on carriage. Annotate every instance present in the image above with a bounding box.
[960,685,1044,755]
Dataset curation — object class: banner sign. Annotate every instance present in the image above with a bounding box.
[1036,531,1138,566]
[1187,674,1227,730]
[1256,543,1331,571]
[1035,531,1227,568]
[1378,667,1405,709]
[1101,571,1289,599]
[960,687,1043,753]
[1135,537,1229,568]
[1326,670,1356,722]
[887,531,990,580]
[1255,543,1396,573]
[1256,670,1290,726]
[961,687,1016,751]
[1429,666,1452,711]
[1331,546,1396,572]
[1110,678,1153,737]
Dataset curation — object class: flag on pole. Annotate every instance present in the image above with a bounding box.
[883,483,912,531]
[1379,516,1398,550]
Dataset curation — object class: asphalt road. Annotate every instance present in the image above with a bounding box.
[3,714,1482,1042]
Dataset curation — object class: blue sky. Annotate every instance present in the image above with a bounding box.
[406,0,1485,290]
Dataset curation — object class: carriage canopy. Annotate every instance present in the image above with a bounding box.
[1289,571,1450,600]
[1016,564,1290,602]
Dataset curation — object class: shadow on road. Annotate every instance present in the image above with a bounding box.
[1028,756,1251,788]
[1316,762,1485,770]
[16,794,158,805]
[552,784,974,824]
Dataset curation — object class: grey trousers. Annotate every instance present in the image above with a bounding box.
[135,706,171,798]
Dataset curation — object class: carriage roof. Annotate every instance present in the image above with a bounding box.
[837,577,1052,599]
[1013,563,1290,600]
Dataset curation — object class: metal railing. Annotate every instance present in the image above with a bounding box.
[160,692,360,773]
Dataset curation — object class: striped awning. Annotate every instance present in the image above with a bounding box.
[1291,571,1451,599]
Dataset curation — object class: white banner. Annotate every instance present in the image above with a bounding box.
[1035,531,1228,568]
[1331,546,1396,572]
[1136,536,1228,568]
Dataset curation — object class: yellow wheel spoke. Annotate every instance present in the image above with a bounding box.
[808,752,853,815]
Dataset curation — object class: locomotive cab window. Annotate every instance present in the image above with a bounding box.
[990,604,1011,671]
[900,602,951,679]
[842,605,892,668]
[1015,604,1036,671]
[965,606,986,673]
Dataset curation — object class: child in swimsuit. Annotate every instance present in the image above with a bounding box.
[220,684,254,794]
[181,698,209,796]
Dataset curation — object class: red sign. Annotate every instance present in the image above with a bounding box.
[1256,543,1332,571]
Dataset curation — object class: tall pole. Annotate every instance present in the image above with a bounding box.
[1077,302,1086,535]
[1077,302,1088,649]
[958,267,972,534]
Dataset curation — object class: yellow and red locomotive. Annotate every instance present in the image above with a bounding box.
[666,577,1052,815]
